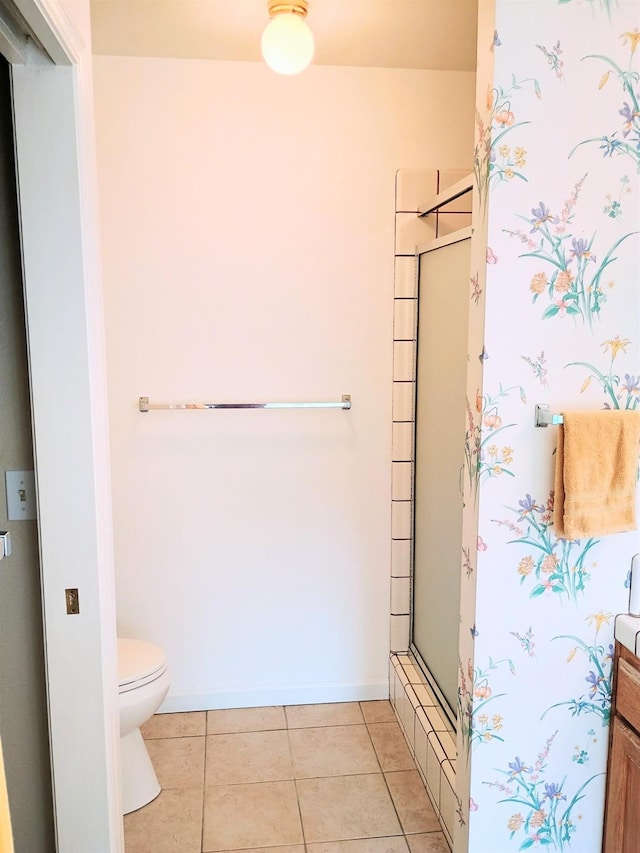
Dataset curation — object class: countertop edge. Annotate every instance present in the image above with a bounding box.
[615,613,640,657]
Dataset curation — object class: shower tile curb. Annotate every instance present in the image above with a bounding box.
[389,653,455,851]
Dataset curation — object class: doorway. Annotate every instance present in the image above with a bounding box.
[0,2,123,846]
[0,54,54,851]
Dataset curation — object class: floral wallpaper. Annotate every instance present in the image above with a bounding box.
[456,1,640,851]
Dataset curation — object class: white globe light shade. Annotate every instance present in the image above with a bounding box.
[261,12,314,75]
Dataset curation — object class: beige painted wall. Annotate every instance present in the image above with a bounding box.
[94,57,475,708]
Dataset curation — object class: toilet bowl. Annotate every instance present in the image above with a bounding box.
[118,638,170,814]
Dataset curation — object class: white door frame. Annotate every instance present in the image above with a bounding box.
[1,1,122,850]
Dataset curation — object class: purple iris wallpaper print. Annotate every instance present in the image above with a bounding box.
[456,1,640,850]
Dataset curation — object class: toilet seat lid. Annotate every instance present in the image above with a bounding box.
[118,638,166,688]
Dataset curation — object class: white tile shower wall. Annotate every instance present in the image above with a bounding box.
[390,541,411,581]
[397,169,443,213]
[389,169,473,847]
[395,212,436,254]
[389,615,411,654]
[393,299,416,342]
[431,212,472,238]
[390,576,411,615]
[389,168,426,653]
[392,341,415,382]
[392,383,413,422]
[391,462,412,501]
[391,422,413,461]
[390,500,411,540]
[394,257,417,298]
[426,168,473,241]
[438,170,475,213]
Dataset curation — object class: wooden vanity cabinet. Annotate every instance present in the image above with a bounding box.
[603,642,640,852]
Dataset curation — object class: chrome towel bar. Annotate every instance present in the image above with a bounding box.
[139,395,352,412]
[535,403,564,427]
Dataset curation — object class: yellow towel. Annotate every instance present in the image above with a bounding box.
[554,410,640,539]
[0,738,14,853]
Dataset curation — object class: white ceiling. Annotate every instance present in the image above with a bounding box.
[90,0,478,71]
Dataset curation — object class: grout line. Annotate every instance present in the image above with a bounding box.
[379,767,406,840]
[288,728,307,849]
[364,715,385,775]
[200,731,207,853]
[195,776,296,790]
[296,770,392,779]
[205,726,288,737]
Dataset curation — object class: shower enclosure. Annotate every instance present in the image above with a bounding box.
[411,224,472,726]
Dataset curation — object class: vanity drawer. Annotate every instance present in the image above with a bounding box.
[616,657,640,734]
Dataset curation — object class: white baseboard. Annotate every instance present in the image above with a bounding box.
[158,679,390,713]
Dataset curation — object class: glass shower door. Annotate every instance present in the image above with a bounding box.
[412,233,471,720]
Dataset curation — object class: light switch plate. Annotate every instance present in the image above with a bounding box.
[5,470,36,520]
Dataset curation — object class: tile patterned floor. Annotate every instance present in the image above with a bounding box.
[125,701,450,853]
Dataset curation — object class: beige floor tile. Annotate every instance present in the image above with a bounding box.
[296,774,402,842]
[289,725,379,778]
[285,702,364,728]
[368,722,416,772]
[360,700,396,724]
[205,729,293,785]
[405,833,450,853]
[145,736,205,789]
[202,781,303,851]
[142,711,206,739]
[207,706,286,734]
[124,787,203,853]
[307,837,410,853]
[384,771,441,835]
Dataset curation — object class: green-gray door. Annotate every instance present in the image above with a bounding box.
[0,56,54,851]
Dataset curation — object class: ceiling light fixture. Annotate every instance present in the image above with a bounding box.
[261,1,314,76]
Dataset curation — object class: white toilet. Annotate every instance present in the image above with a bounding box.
[118,637,170,814]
